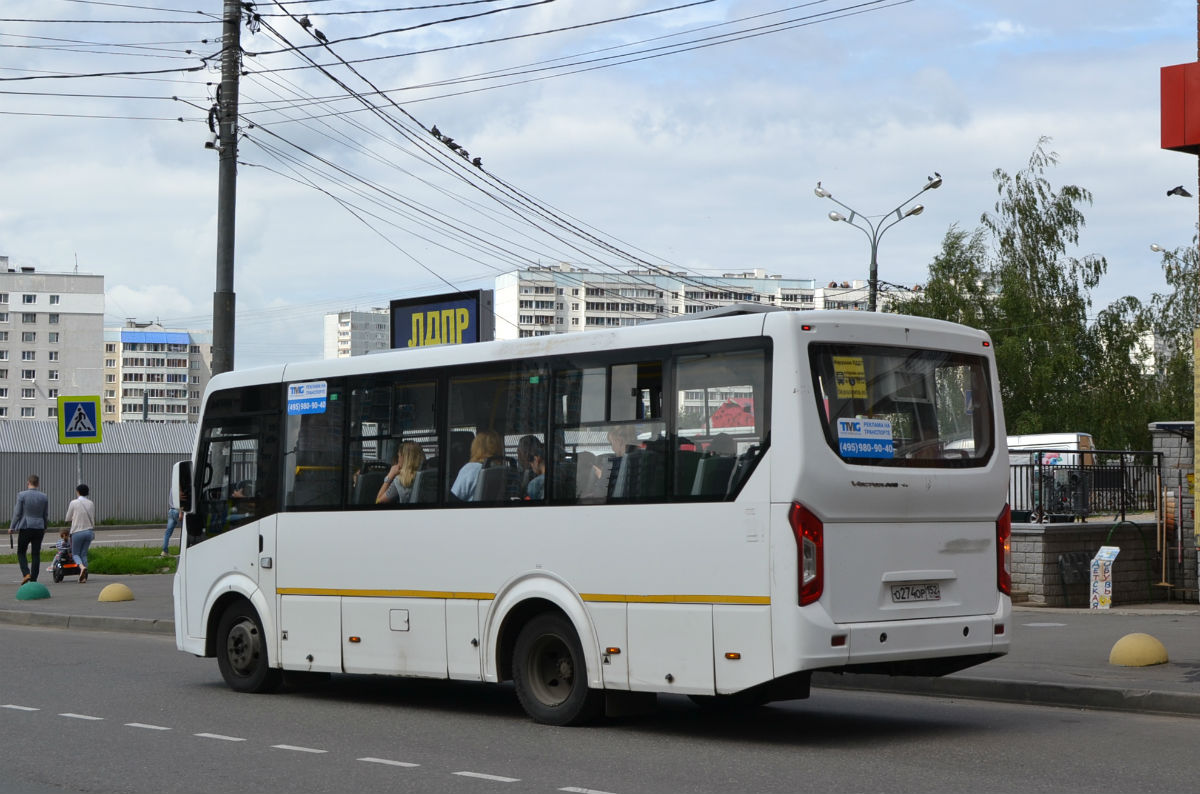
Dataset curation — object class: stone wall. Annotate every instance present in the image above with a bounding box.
[1011,521,1163,607]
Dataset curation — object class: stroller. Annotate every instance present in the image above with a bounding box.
[51,536,82,583]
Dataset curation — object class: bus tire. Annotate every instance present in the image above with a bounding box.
[216,601,281,694]
[512,613,602,726]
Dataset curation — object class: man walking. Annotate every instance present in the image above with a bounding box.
[9,474,49,584]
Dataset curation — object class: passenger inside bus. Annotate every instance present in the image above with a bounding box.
[376,441,426,505]
[450,430,503,502]
[524,439,546,501]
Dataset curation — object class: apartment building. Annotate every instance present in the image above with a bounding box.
[0,258,104,420]
[102,320,212,423]
[494,263,873,339]
[322,308,390,358]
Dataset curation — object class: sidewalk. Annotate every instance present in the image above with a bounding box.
[2,561,1197,717]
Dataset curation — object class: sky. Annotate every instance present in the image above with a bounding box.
[2,0,1198,369]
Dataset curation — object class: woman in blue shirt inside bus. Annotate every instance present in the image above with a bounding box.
[450,430,503,501]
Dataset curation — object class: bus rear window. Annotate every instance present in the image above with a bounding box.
[810,343,994,468]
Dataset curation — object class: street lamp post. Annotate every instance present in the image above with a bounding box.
[814,175,942,312]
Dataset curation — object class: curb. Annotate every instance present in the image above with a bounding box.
[811,672,1200,718]
[0,609,174,636]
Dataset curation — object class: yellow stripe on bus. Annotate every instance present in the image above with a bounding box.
[276,588,769,605]
[277,588,495,599]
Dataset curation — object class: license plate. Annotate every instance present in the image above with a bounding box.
[891,583,941,603]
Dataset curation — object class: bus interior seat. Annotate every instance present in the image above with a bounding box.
[472,462,509,502]
[289,467,342,507]
[675,450,703,494]
[354,470,387,505]
[410,468,438,504]
[691,455,737,497]
[552,457,577,500]
[612,448,666,500]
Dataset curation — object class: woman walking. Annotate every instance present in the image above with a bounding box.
[65,484,96,584]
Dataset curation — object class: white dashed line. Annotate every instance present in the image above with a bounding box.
[454,771,521,783]
[126,723,171,731]
[358,757,420,768]
[195,733,246,742]
[59,713,103,721]
[272,744,328,754]
[2,705,39,711]
[1023,622,1067,628]
[560,788,619,794]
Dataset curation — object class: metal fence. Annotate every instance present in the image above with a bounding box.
[0,420,195,525]
[1008,448,1161,523]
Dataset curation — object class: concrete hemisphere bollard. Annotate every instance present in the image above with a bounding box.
[15,581,51,601]
[98,583,135,603]
[1109,632,1169,666]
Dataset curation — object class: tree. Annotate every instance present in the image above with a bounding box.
[887,224,993,328]
[981,137,1108,436]
[1145,238,1197,422]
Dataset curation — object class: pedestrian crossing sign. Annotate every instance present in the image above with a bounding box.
[57,395,102,445]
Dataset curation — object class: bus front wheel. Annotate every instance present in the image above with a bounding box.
[216,601,282,694]
[512,614,602,726]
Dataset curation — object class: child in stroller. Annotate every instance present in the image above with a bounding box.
[51,529,82,583]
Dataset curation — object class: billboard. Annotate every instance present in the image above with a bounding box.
[390,289,494,349]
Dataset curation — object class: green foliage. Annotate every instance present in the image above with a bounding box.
[0,545,175,575]
[890,138,1191,451]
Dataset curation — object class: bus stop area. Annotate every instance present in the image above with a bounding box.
[2,550,1199,719]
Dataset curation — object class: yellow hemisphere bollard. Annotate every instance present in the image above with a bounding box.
[1109,633,1168,666]
[98,583,135,603]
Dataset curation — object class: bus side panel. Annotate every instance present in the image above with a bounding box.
[447,599,482,681]
[713,605,773,694]
[342,597,448,678]
[279,595,342,673]
[627,603,714,695]
[588,602,629,690]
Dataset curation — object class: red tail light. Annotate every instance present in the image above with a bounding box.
[996,504,1012,596]
[789,502,824,606]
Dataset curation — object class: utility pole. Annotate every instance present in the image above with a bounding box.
[211,0,242,376]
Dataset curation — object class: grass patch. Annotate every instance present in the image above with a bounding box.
[0,545,176,575]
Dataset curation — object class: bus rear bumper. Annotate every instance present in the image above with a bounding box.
[828,613,1008,677]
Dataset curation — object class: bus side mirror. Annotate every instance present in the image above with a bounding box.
[171,460,193,512]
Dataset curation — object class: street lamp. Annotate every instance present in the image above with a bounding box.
[814,174,942,312]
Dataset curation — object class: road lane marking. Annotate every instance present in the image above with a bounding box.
[2,705,39,711]
[195,733,246,742]
[454,771,521,783]
[60,713,103,720]
[126,723,171,730]
[272,744,328,754]
[561,788,619,794]
[358,758,420,768]
[1022,622,1067,627]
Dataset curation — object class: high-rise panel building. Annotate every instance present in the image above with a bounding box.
[322,308,390,358]
[0,257,104,421]
[102,320,212,423]
[494,263,871,339]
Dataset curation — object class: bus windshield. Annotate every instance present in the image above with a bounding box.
[810,342,994,467]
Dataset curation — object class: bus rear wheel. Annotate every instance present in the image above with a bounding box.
[512,613,602,726]
[216,601,282,694]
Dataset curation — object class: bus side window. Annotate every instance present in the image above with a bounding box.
[674,347,769,500]
[284,381,345,510]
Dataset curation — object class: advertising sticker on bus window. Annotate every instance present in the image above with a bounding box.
[287,381,328,415]
[836,417,894,459]
[831,356,866,399]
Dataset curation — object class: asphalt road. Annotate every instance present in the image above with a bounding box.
[0,623,1194,794]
